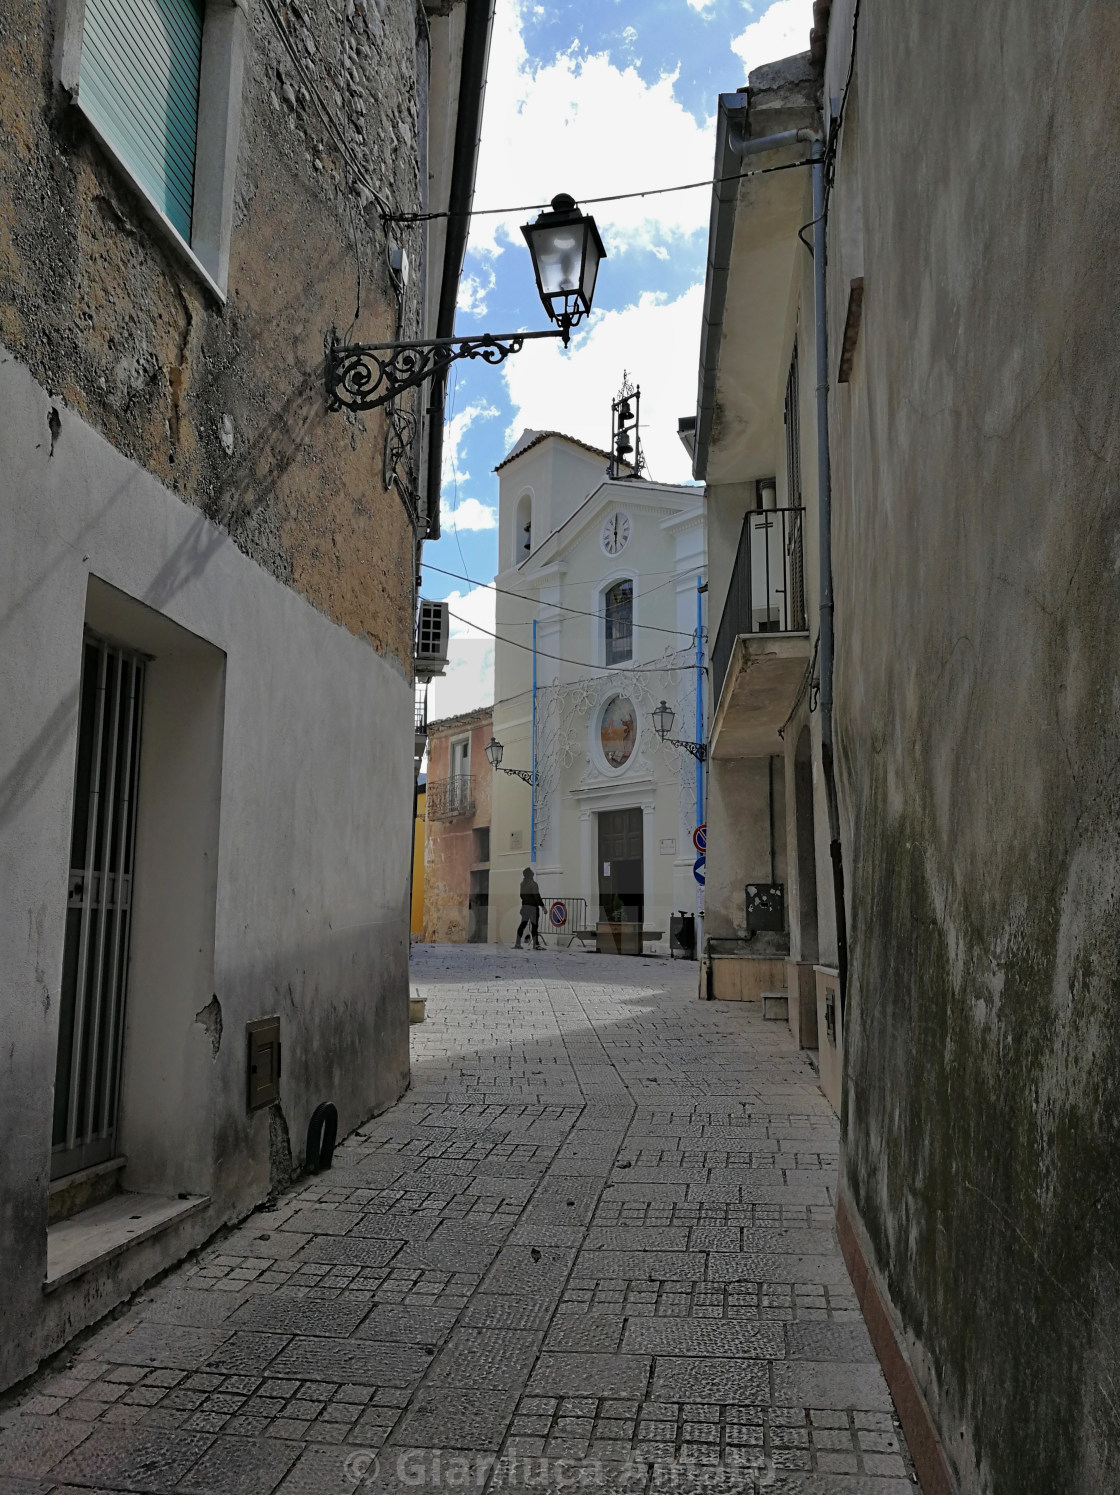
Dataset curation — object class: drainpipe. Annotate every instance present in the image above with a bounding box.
[811,138,849,1024]
[727,125,820,159]
[695,576,705,962]
[530,618,537,865]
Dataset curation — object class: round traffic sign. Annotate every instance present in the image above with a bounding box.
[693,823,707,853]
[549,900,568,928]
[692,855,706,886]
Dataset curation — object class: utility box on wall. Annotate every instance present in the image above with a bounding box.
[246,1017,281,1110]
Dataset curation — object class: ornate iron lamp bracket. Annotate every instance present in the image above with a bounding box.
[328,326,567,413]
[668,739,708,762]
[498,766,537,785]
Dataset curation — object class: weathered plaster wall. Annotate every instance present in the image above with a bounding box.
[705,756,787,942]
[0,356,412,1389]
[423,712,492,943]
[0,0,426,667]
[832,4,1120,1488]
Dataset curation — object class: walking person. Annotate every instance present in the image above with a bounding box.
[513,866,545,950]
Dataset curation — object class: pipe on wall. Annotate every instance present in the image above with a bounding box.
[727,124,820,159]
[811,139,849,1024]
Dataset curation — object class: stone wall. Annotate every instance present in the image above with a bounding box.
[831,3,1120,1488]
[0,0,430,668]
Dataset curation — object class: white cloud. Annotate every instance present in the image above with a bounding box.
[457,265,497,319]
[441,399,499,491]
[684,0,715,11]
[501,283,705,485]
[469,0,713,259]
[442,497,498,532]
[425,588,496,721]
[731,0,812,75]
[440,583,497,639]
[427,641,495,721]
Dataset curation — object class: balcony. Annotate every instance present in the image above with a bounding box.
[710,506,810,759]
[427,774,475,820]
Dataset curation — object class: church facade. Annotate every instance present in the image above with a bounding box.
[488,428,707,952]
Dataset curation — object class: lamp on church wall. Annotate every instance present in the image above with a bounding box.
[652,700,707,762]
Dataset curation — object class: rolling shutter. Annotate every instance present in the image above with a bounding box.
[79,0,204,242]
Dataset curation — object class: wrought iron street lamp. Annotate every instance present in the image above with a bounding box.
[328,194,607,413]
[520,194,606,341]
[652,700,707,762]
[485,736,536,785]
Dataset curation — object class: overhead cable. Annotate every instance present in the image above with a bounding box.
[422,562,702,639]
[393,156,814,224]
[438,608,703,674]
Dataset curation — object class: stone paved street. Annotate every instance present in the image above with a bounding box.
[1,947,915,1493]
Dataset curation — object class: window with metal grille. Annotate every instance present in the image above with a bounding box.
[604,578,633,666]
[78,0,205,242]
[53,634,146,1179]
[474,827,490,863]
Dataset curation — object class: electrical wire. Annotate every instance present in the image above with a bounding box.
[823,0,863,218]
[391,156,815,225]
[421,562,702,639]
[797,0,863,256]
[439,607,703,675]
[261,0,394,222]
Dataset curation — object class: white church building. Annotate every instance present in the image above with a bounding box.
[487,416,707,952]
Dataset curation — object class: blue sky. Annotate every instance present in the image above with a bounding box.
[422,0,813,718]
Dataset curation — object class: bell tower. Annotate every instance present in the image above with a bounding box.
[608,372,645,480]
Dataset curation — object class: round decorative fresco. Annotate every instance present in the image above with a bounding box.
[600,695,637,769]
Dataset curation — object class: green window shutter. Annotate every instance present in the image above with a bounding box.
[79,0,204,242]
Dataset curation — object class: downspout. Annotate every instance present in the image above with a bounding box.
[727,125,820,159]
[423,0,495,540]
[811,138,849,1024]
[530,617,537,865]
[695,576,705,960]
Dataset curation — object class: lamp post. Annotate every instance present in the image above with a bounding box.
[485,736,536,785]
[652,700,707,762]
[328,195,607,413]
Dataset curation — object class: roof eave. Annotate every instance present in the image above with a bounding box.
[693,92,749,483]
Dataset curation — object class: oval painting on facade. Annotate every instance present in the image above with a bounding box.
[600,695,637,768]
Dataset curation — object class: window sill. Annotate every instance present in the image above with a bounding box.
[73,96,227,306]
[44,1190,209,1292]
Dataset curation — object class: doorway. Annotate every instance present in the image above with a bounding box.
[53,634,145,1180]
[468,869,489,943]
[597,807,644,923]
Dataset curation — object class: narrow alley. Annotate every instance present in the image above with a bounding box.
[0,948,913,1493]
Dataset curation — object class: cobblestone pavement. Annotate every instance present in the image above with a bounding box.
[1,946,915,1494]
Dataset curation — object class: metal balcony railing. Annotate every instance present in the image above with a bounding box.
[427,774,475,819]
[712,505,806,709]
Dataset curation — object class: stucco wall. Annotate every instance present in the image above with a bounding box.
[422,712,493,943]
[832,3,1120,1488]
[0,354,412,1389]
[0,0,425,667]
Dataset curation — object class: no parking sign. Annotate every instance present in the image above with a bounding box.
[693,823,707,853]
[549,900,568,928]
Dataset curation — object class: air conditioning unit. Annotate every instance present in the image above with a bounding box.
[414,600,449,678]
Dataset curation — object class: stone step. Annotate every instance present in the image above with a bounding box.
[762,989,789,1021]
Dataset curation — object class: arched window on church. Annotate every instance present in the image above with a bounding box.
[515,493,532,561]
[604,579,633,665]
